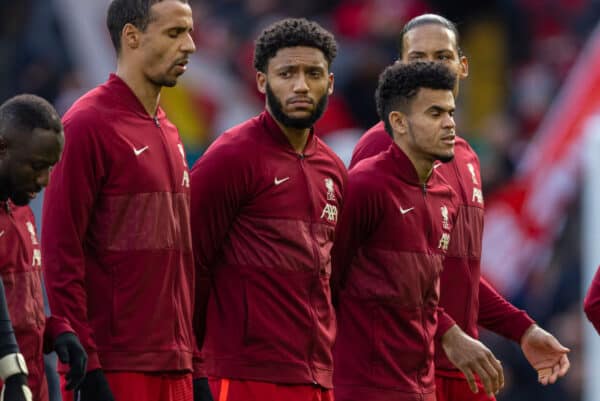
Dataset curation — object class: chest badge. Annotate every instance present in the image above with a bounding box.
[320,178,338,223]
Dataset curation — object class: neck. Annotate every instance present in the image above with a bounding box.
[268,109,311,154]
[395,140,434,184]
[116,61,161,116]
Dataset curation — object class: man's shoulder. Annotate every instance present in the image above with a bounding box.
[350,122,392,168]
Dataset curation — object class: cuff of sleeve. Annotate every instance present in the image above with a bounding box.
[511,313,536,343]
[435,310,456,342]
[43,316,75,353]
[192,352,207,379]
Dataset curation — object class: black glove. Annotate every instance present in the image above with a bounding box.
[1,373,31,401]
[54,332,88,390]
[193,377,214,401]
[77,369,115,401]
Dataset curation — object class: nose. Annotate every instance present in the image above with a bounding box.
[182,32,196,54]
[293,73,309,93]
[443,113,455,129]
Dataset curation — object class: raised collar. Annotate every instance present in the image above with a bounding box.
[260,110,318,157]
[105,74,166,121]
[384,142,432,187]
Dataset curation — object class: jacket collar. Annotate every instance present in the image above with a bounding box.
[385,142,432,187]
[105,74,166,121]
[261,110,318,156]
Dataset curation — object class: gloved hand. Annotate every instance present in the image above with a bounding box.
[77,369,115,401]
[1,373,32,401]
[193,377,214,401]
[54,332,87,390]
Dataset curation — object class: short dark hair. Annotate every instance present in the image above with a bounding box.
[398,14,462,58]
[253,18,337,73]
[376,62,456,136]
[0,94,62,140]
[106,0,189,53]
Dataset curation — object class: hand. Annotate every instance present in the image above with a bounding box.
[441,324,504,396]
[77,369,115,401]
[520,324,570,385]
[193,377,214,401]
[54,332,88,390]
[1,373,32,401]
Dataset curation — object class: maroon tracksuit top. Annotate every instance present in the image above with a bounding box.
[350,122,534,377]
[0,203,73,400]
[584,266,600,334]
[190,111,347,388]
[42,74,196,373]
[332,143,460,401]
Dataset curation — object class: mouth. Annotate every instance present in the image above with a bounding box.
[27,192,37,200]
[287,98,314,108]
[440,134,456,146]
[173,59,189,73]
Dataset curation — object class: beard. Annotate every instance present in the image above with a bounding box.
[437,153,455,163]
[266,83,329,129]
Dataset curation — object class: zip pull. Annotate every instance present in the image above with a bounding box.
[153,115,161,127]
[298,153,305,160]
[422,183,427,195]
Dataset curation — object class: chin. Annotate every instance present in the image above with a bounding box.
[10,194,31,206]
[437,153,455,163]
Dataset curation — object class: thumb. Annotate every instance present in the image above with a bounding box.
[55,344,70,364]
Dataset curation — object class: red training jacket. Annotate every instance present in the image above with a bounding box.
[332,143,460,401]
[350,122,534,376]
[42,74,196,373]
[0,202,73,400]
[190,111,347,388]
[584,266,600,334]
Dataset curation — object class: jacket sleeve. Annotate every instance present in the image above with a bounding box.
[584,265,600,334]
[189,138,253,378]
[477,276,535,342]
[330,173,381,306]
[41,111,105,371]
[43,315,75,354]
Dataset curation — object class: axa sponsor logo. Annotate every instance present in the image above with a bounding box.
[320,203,338,223]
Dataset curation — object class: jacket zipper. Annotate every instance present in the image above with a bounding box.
[419,183,433,391]
[298,153,320,385]
[153,114,182,358]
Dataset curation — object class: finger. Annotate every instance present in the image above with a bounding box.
[54,345,70,364]
[489,357,504,392]
[471,363,494,396]
[462,368,478,394]
[481,357,502,395]
[538,367,552,385]
[558,354,570,377]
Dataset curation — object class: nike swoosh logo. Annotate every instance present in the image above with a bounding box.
[133,146,149,156]
[274,177,290,186]
[399,206,415,215]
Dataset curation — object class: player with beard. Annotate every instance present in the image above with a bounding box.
[0,94,87,401]
[190,18,346,401]
[41,1,201,401]
[349,13,570,401]
[331,61,462,401]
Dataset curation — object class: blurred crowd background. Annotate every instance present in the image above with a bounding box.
[2,0,600,400]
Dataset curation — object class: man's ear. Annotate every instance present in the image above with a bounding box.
[256,71,267,95]
[122,23,142,50]
[389,110,408,140]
